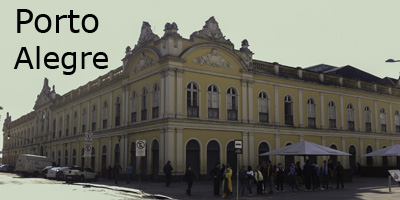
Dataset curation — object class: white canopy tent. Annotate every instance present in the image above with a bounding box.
[362,144,400,157]
[259,141,351,156]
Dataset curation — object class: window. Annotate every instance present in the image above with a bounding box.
[284,95,293,125]
[380,108,386,132]
[207,85,219,119]
[307,98,316,128]
[131,91,137,123]
[227,87,238,120]
[187,82,199,117]
[152,84,160,119]
[347,103,355,131]
[103,101,108,129]
[41,112,45,132]
[52,119,56,139]
[395,110,400,133]
[115,97,121,126]
[82,108,86,133]
[91,105,96,131]
[58,117,62,138]
[73,112,77,135]
[258,92,269,122]
[65,115,70,136]
[328,101,336,128]
[141,88,148,121]
[365,106,372,132]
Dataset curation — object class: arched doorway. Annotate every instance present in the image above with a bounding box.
[64,150,68,166]
[285,143,294,168]
[40,146,44,156]
[258,142,270,165]
[330,144,338,166]
[151,140,159,178]
[186,140,201,178]
[58,150,61,166]
[72,149,77,166]
[141,144,148,180]
[114,143,120,164]
[227,141,237,178]
[349,145,356,174]
[101,145,107,167]
[130,142,136,177]
[91,147,95,170]
[366,146,373,166]
[207,140,220,175]
[81,148,85,167]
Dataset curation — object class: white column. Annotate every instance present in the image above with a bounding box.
[374,100,378,132]
[358,98,363,131]
[249,132,254,166]
[360,138,364,165]
[298,89,303,127]
[160,71,165,118]
[340,95,344,130]
[275,134,280,164]
[241,80,248,122]
[248,81,254,123]
[390,103,393,133]
[242,131,249,166]
[176,128,183,175]
[176,70,184,118]
[320,93,325,128]
[159,129,165,174]
[165,69,176,118]
[274,85,279,125]
[342,137,346,168]
[109,93,113,128]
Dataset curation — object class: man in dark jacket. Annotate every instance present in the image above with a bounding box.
[209,163,221,196]
[303,160,313,191]
[184,166,196,196]
[336,161,344,189]
[113,162,122,184]
[163,161,173,187]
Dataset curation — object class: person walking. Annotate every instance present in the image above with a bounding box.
[275,163,285,192]
[113,162,122,185]
[288,162,297,191]
[163,161,173,187]
[209,163,221,196]
[335,161,344,189]
[303,160,312,191]
[239,166,247,196]
[321,160,329,190]
[184,166,196,196]
[222,164,232,199]
[126,163,133,184]
[246,165,254,196]
[254,165,264,195]
[107,165,113,180]
[264,161,275,194]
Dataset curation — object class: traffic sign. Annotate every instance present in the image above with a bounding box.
[136,140,146,157]
[84,144,92,157]
[234,140,242,154]
[85,132,93,142]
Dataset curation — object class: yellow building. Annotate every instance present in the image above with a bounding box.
[3,17,400,178]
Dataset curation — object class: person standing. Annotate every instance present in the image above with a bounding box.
[254,166,264,195]
[163,161,173,187]
[328,159,335,188]
[275,163,285,192]
[335,161,344,189]
[184,166,196,196]
[264,161,275,194]
[295,161,303,185]
[260,161,267,194]
[321,160,329,189]
[209,163,221,196]
[222,164,232,199]
[246,166,254,196]
[239,166,247,196]
[288,162,297,191]
[126,163,133,184]
[303,160,312,191]
[113,162,122,185]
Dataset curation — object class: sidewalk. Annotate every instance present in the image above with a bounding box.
[79,176,400,200]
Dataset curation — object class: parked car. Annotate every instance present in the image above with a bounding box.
[65,167,98,183]
[46,167,61,179]
[0,165,15,173]
[56,167,71,180]
[15,154,54,177]
[42,166,53,178]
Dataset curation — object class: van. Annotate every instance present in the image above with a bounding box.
[15,154,54,177]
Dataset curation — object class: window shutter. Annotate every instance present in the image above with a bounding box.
[212,92,218,108]
[227,94,232,110]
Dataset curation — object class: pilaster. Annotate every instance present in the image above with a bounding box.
[241,80,248,122]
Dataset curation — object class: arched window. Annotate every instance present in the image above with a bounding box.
[307,98,316,128]
[102,145,107,167]
[72,149,77,166]
[328,101,336,128]
[151,140,159,177]
[91,105,96,131]
[103,101,108,129]
[82,108,87,133]
[226,141,237,178]
[366,146,373,166]
[395,110,400,133]
[382,146,388,166]
[258,142,270,165]
[65,115,70,136]
[152,84,160,119]
[347,103,355,131]
[227,88,238,120]
[131,91,138,123]
[115,97,121,126]
[365,106,372,132]
[207,85,219,119]
[380,108,386,132]
[187,82,199,117]
[52,119,56,139]
[58,117,63,138]
[58,150,61,166]
[65,150,68,166]
[330,144,338,166]
[284,95,293,125]
[52,151,55,161]
[73,112,78,135]
[114,143,120,164]
[258,92,269,122]
[141,88,148,121]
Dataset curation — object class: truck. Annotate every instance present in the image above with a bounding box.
[15,154,54,177]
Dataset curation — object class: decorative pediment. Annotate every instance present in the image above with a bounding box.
[135,21,160,48]
[190,17,231,43]
[134,52,156,73]
[33,78,57,110]
[192,49,233,69]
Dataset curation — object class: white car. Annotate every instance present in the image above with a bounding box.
[65,167,98,183]
[46,167,61,179]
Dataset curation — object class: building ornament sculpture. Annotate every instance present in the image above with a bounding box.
[136,21,160,48]
[190,16,230,43]
[193,49,233,69]
[134,52,156,73]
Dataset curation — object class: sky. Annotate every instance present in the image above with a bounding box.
[1,0,400,155]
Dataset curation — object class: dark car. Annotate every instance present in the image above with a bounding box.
[0,165,15,173]
[56,167,71,180]
[42,166,53,178]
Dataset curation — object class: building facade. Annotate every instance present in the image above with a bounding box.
[3,17,400,178]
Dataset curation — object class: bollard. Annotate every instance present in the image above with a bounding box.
[388,175,391,193]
